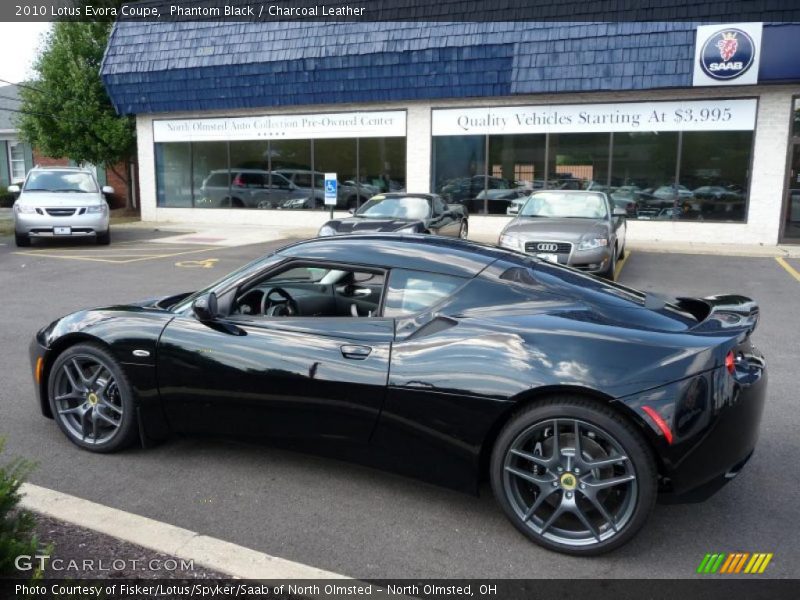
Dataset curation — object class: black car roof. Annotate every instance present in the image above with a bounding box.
[276,234,509,278]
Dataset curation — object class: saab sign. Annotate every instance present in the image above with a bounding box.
[693,23,762,86]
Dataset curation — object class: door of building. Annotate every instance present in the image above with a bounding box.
[781,98,800,243]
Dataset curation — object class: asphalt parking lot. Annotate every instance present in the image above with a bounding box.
[1,231,798,579]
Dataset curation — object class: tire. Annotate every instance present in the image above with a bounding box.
[15,232,31,247]
[618,242,626,260]
[96,230,111,245]
[48,343,138,453]
[490,396,657,555]
[459,220,469,239]
[601,247,617,280]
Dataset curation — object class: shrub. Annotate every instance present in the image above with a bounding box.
[0,438,45,578]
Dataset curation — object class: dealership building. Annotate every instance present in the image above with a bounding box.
[100,20,800,244]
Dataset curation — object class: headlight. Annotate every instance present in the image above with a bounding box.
[499,233,524,252]
[14,204,36,214]
[318,224,337,237]
[397,226,417,234]
[577,237,609,251]
[86,204,108,214]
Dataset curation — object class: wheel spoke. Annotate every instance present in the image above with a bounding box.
[62,363,83,392]
[87,365,104,386]
[58,404,86,415]
[583,454,629,469]
[80,406,92,440]
[91,410,99,439]
[101,400,123,415]
[570,500,601,542]
[522,487,558,522]
[505,465,551,488]
[584,474,635,490]
[94,408,119,427]
[71,359,89,385]
[550,419,560,458]
[539,501,565,535]
[583,490,618,532]
[509,448,549,467]
[55,391,83,402]
[573,420,582,458]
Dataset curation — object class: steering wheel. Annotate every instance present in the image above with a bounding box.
[261,287,300,317]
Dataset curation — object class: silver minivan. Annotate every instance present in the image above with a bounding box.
[11,167,113,247]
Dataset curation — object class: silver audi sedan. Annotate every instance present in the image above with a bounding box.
[11,167,113,247]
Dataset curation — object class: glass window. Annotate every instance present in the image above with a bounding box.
[359,137,406,195]
[271,140,315,210]
[383,269,465,317]
[8,141,27,182]
[24,170,98,193]
[358,195,431,220]
[520,191,609,219]
[315,138,357,210]
[432,135,486,208]
[610,132,679,220]
[547,133,610,193]
[485,134,546,214]
[680,131,751,222]
[155,143,192,207]
[193,142,229,208]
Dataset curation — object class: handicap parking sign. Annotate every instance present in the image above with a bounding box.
[324,173,337,206]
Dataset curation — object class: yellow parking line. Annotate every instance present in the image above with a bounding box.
[615,250,631,280]
[13,246,217,264]
[776,257,800,283]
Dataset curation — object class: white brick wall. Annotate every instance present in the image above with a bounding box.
[137,85,800,245]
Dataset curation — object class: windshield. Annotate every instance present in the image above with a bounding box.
[356,196,430,220]
[24,171,98,193]
[519,192,608,219]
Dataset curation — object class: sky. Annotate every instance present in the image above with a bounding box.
[0,22,51,86]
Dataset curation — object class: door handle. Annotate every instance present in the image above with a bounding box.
[341,345,372,360]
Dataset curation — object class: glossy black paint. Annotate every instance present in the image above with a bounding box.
[30,235,766,498]
[320,193,467,237]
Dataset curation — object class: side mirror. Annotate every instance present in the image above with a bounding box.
[192,292,219,322]
[348,208,356,215]
[7,184,20,194]
[507,205,520,215]
[102,185,115,195]
[613,207,627,217]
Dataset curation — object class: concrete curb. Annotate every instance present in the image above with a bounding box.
[19,483,349,580]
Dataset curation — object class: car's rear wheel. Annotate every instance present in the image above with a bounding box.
[96,230,111,245]
[459,220,469,239]
[48,344,138,453]
[15,233,31,247]
[490,397,657,555]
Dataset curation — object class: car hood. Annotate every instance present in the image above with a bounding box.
[502,217,609,241]
[17,192,105,207]
[326,217,421,233]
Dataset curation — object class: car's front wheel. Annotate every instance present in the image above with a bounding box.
[15,232,30,247]
[490,397,657,555]
[96,230,111,245]
[48,343,138,453]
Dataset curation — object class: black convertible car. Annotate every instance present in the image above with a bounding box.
[318,193,468,238]
[29,235,766,555]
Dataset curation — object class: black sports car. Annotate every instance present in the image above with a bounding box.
[318,193,468,238]
[29,235,766,555]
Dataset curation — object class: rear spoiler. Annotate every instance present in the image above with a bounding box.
[675,294,760,335]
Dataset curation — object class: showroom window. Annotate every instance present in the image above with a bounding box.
[153,110,406,210]
[431,99,756,222]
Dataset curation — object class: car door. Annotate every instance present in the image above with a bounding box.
[427,195,460,236]
[157,268,393,442]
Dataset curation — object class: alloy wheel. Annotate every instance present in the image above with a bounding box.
[52,355,124,445]
[502,418,637,548]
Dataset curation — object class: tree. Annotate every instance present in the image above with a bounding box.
[17,19,136,207]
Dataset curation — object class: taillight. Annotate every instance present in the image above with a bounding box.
[725,351,736,375]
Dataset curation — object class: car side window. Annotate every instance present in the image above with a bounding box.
[383,269,465,317]
[432,196,447,215]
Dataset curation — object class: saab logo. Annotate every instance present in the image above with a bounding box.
[700,28,755,80]
[697,552,773,574]
[536,243,558,252]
